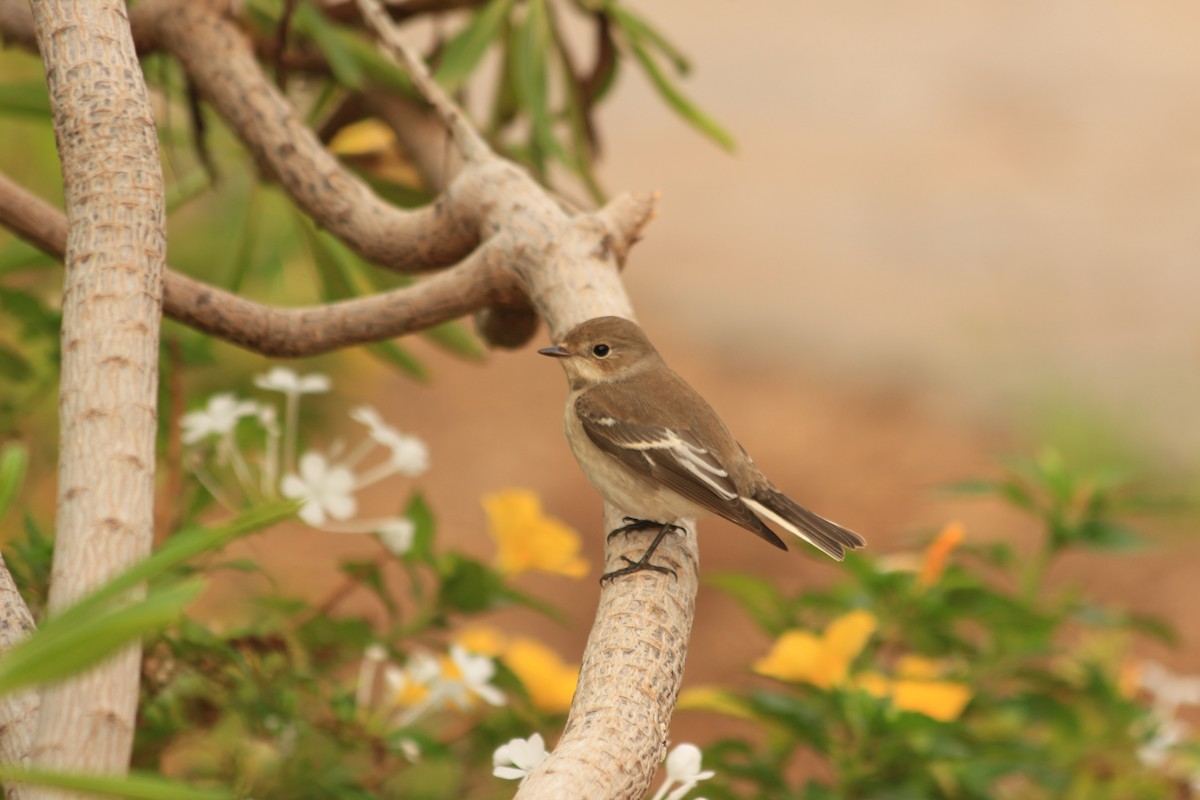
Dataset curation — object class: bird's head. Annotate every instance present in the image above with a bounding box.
[538,316,662,388]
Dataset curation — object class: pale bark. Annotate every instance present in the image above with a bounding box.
[0,554,37,800]
[28,0,165,793]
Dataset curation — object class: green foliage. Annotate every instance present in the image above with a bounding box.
[696,453,1187,799]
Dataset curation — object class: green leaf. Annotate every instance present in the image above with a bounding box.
[0,766,233,800]
[437,554,503,613]
[0,343,35,382]
[404,490,436,565]
[513,0,560,174]
[618,25,734,152]
[367,341,428,381]
[435,0,518,91]
[1077,519,1145,551]
[607,7,690,73]
[0,286,60,339]
[0,441,28,522]
[295,1,364,89]
[0,83,53,118]
[0,238,57,276]
[421,321,485,360]
[706,571,789,635]
[339,559,398,616]
[0,580,205,696]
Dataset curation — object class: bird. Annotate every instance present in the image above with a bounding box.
[539,316,865,581]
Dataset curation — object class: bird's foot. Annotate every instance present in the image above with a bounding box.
[600,519,683,583]
[606,517,682,541]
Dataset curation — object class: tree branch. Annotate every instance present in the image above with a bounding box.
[0,171,525,357]
[353,4,689,797]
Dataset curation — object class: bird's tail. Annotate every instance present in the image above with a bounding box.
[742,488,866,561]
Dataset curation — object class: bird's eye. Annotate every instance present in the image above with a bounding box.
[592,343,611,358]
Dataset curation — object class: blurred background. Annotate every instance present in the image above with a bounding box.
[2,0,1197,757]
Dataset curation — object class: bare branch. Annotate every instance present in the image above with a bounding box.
[355,0,491,163]
[0,172,524,357]
[136,0,483,272]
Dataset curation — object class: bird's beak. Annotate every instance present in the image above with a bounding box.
[538,345,571,358]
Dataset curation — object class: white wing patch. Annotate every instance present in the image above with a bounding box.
[620,430,737,500]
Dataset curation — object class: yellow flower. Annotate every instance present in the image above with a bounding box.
[485,489,589,578]
[754,610,877,689]
[890,679,972,722]
[454,626,579,714]
[504,637,579,714]
[328,119,396,156]
[918,521,965,588]
[676,686,755,720]
[853,657,972,722]
[457,626,508,658]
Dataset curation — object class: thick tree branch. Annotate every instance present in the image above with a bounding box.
[29,0,165,791]
[355,3,688,797]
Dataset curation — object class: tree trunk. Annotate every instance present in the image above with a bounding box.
[27,0,165,791]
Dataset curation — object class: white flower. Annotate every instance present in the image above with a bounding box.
[181,393,259,444]
[1141,661,1200,714]
[493,733,549,783]
[378,518,416,556]
[652,743,715,800]
[254,367,330,395]
[396,737,421,763]
[256,404,279,435]
[351,405,430,477]
[1138,717,1189,769]
[441,645,506,709]
[281,452,357,526]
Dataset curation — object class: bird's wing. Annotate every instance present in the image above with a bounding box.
[575,390,787,550]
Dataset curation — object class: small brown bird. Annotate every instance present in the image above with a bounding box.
[540,316,865,580]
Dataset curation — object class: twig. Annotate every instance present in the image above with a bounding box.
[354,0,491,163]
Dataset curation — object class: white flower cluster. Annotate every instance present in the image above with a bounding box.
[489,736,714,798]
[355,643,506,735]
[181,367,427,554]
[1137,660,1200,790]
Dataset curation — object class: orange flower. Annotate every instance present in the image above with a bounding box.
[918,522,965,587]
[484,489,589,578]
[852,655,972,722]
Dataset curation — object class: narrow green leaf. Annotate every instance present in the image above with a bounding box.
[513,0,556,174]
[623,34,734,152]
[608,7,690,73]
[299,217,369,300]
[436,0,518,92]
[421,321,485,360]
[0,442,28,522]
[0,83,53,118]
[295,1,364,89]
[0,765,233,800]
[367,341,428,381]
[0,580,205,696]
[404,490,436,565]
